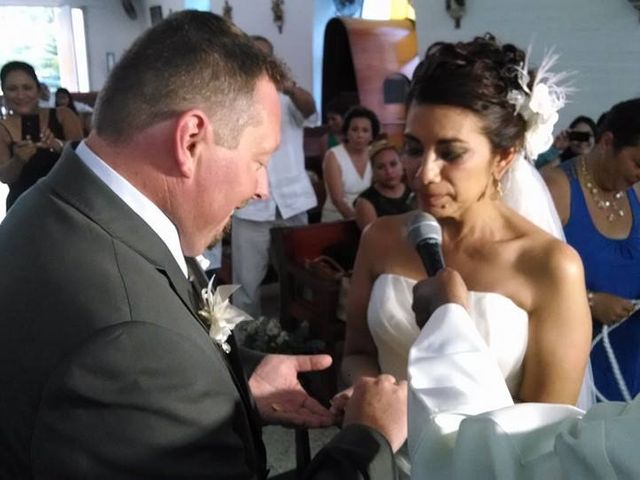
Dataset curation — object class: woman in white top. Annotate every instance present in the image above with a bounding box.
[321,106,379,222]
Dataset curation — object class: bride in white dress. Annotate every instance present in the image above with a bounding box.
[336,35,593,475]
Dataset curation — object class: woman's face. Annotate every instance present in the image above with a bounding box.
[55,92,70,107]
[372,148,404,189]
[346,117,373,150]
[327,112,343,135]
[402,103,508,219]
[2,69,39,115]
[568,121,595,156]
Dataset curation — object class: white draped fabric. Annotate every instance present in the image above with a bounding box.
[368,274,528,395]
[408,304,640,480]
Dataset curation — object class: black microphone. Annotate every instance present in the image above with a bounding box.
[407,212,445,277]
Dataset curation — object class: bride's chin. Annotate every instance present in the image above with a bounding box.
[418,199,448,216]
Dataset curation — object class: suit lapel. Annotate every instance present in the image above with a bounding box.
[186,257,267,475]
[46,148,200,324]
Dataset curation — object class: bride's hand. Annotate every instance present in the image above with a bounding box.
[590,291,635,325]
[329,386,354,421]
[412,268,469,328]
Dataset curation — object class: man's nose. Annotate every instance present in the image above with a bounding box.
[253,167,270,200]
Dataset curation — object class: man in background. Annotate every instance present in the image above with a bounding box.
[232,35,318,319]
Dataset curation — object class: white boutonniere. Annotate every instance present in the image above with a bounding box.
[198,276,253,353]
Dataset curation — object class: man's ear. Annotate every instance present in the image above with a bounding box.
[174,109,210,178]
[493,147,518,180]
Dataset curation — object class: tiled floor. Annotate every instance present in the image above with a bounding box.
[263,425,339,477]
[251,282,339,478]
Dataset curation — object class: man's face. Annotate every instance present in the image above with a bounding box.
[183,76,281,255]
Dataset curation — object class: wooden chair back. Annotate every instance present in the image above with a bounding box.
[271,220,359,342]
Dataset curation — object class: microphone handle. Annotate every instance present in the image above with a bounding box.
[415,238,445,277]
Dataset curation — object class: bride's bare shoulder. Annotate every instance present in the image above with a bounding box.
[357,212,416,271]
[360,211,413,246]
[520,232,585,290]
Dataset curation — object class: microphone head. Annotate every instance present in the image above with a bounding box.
[407,211,442,246]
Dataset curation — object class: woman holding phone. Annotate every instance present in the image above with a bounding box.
[0,61,83,210]
[536,115,597,170]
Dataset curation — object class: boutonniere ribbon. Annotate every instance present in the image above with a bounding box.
[198,276,253,353]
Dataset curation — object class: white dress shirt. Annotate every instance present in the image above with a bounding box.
[234,93,316,221]
[408,303,640,479]
[75,141,188,277]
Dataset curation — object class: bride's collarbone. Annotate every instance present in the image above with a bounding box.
[444,245,535,308]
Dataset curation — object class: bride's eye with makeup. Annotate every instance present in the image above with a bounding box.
[437,147,466,163]
[401,140,423,159]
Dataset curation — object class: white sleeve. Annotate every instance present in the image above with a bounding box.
[407,303,593,480]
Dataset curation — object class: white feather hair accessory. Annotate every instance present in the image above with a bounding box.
[506,47,573,161]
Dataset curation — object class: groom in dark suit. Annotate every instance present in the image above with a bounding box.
[0,11,407,480]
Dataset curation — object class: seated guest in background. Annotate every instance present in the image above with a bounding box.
[55,87,94,113]
[535,115,597,169]
[354,139,412,230]
[322,96,349,153]
[544,98,640,402]
[322,105,379,222]
[0,61,83,210]
[408,269,640,480]
[56,87,94,135]
[54,87,78,114]
[0,11,407,479]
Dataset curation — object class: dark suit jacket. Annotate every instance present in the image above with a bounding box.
[0,147,396,479]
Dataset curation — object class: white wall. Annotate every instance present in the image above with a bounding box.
[78,0,147,90]
[413,0,640,131]
[208,0,328,103]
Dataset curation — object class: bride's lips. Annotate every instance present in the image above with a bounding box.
[420,193,446,207]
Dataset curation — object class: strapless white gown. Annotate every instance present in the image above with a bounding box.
[368,273,528,397]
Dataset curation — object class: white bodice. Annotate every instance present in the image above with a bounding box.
[368,273,528,396]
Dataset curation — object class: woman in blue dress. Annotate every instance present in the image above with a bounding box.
[545,98,640,401]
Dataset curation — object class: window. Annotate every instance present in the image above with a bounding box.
[362,0,415,20]
[184,0,212,11]
[0,6,89,92]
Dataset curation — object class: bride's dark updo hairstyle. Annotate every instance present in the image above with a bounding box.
[408,34,529,154]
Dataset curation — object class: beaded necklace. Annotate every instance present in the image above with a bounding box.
[580,157,626,222]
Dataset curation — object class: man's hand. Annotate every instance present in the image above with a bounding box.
[343,375,408,452]
[412,267,469,328]
[281,80,316,118]
[249,354,335,428]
